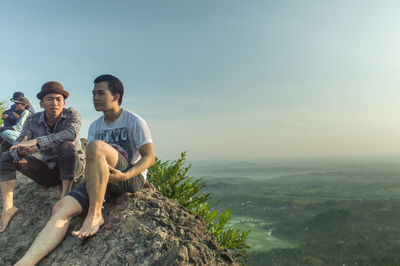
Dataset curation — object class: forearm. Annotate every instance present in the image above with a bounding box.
[37,129,76,150]
[122,155,155,181]
[10,116,18,121]
[4,110,17,122]
[61,180,73,198]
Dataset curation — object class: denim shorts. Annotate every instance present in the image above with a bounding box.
[68,152,145,213]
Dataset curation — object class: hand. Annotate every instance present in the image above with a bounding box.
[108,165,127,183]
[1,114,8,119]
[12,112,19,119]
[10,136,29,151]
[13,137,39,156]
[17,137,38,149]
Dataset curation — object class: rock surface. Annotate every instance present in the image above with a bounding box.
[0,174,239,265]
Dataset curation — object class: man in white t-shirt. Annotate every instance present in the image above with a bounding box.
[16,74,155,266]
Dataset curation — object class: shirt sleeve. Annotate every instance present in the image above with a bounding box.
[36,109,81,151]
[11,110,30,131]
[10,116,34,161]
[3,106,18,123]
[3,109,13,115]
[132,117,153,149]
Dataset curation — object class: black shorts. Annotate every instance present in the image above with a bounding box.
[0,141,84,185]
[68,152,145,213]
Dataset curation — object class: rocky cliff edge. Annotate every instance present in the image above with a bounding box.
[0,174,239,265]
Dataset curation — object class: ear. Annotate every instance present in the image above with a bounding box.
[40,101,44,108]
[113,93,120,103]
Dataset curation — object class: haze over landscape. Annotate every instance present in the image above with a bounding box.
[3,2,400,265]
[2,1,400,161]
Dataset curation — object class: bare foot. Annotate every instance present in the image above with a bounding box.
[72,214,104,238]
[0,206,18,233]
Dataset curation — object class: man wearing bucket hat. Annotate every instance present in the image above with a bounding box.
[1,92,35,128]
[0,81,85,233]
[0,96,32,148]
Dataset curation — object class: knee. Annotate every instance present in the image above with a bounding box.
[2,130,10,137]
[1,150,13,163]
[1,130,18,144]
[52,200,64,215]
[86,140,106,160]
[58,141,74,152]
[58,141,75,158]
[0,151,7,161]
[52,198,72,216]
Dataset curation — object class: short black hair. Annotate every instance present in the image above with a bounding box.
[94,74,124,105]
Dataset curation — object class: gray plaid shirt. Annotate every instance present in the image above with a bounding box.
[10,108,85,169]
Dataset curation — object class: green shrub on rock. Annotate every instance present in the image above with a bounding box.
[0,101,6,126]
[147,152,250,264]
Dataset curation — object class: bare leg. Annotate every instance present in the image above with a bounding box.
[15,196,82,266]
[72,141,119,238]
[0,179,18,233]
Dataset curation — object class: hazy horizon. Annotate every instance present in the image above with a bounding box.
[2,1,400,161]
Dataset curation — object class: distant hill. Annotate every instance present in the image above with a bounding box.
[191,163,320,180]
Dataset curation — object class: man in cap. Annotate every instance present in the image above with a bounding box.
[0,96,32,149]
[0,81,85,233]
[2,92,35,128]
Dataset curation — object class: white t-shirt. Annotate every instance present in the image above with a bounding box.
[87,109,153,179]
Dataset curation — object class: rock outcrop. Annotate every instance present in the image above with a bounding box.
[0,174,238,265]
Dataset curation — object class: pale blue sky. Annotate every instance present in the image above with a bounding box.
[1,1,400,161]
